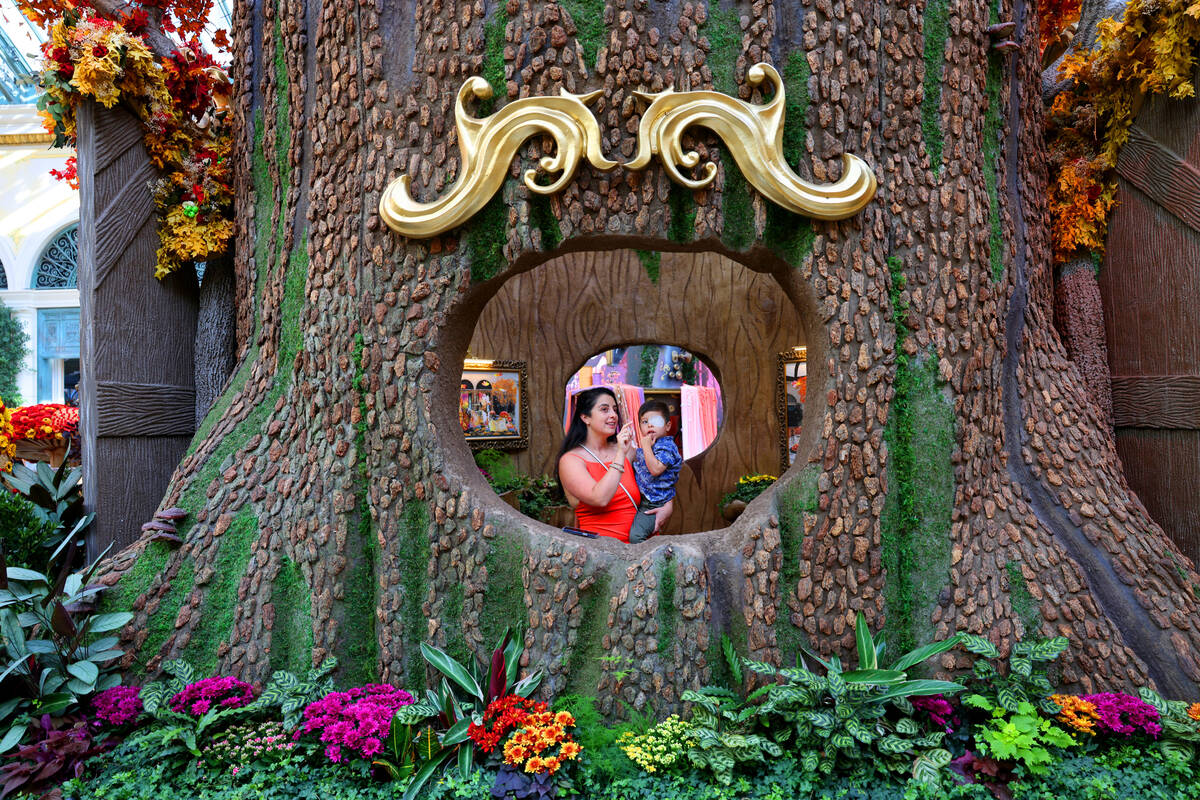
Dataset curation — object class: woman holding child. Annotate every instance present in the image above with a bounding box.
[556,387,678,542]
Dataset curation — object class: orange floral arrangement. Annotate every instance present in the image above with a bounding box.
[469,694,582,777]
[1044,0,1200,265]
[0,397,16,471]
[1051,693,1101,736]
[10,403,79,442]
[1188,702,1200,722]
[19,1,232,280]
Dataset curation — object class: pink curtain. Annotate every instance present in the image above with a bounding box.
[680,384,719,459]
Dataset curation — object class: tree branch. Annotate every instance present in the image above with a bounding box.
[88,0,178,60]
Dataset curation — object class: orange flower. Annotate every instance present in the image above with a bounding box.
[1187,703,1200,722]
[1052,693,1100,736]
[559,741,581,760]
[554,711,575,727]
[525,756,546,774]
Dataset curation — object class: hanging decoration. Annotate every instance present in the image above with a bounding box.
[19,1,233,280]
[1042,0,1200,265]
[380,62,878,238]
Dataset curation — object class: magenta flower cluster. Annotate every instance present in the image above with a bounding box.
[912,694,957,733]
[296,684,415,763]
[1082,692,1162,737]
[169,676,257,717]
[92,686,143,726]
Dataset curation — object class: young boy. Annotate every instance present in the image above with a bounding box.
[629,399,683,543]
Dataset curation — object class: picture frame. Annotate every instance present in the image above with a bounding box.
[777,348,808,473]
[460,359,529,451]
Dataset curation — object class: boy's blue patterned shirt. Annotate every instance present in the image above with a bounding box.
[632,437,682,505]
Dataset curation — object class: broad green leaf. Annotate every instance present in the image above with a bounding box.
[0,722,27,753]
[855,612,876,670]
[878,735,912,754]
[829,731,854,749]
[890,634,964,672]
[1030,637,1069,661]
[67,660,99,685]
[401,751,455,800]
[996,685,1024,712]
[841,669,905,685]
[420,643,482,702]
[895,717,920,735]
[442,717,472,746]
[1010,656,1032,677]
[38,693,73,714]
[959,634,998,658]
[870,680,965,704]
[912,749,951,785]
[85,613,133,634]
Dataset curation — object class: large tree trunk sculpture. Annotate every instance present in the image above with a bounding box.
[97,0,1200,709]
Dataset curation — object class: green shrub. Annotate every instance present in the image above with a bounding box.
[0,301,27,406]
[1008,745,1200,800]
[0,489,55,569]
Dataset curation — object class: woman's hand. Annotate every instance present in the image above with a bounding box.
[616,422,636,457]
[648,499,674,532]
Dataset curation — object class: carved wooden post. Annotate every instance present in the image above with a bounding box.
[77,102,198,559]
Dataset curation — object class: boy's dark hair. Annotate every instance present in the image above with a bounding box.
[638,399,670,419]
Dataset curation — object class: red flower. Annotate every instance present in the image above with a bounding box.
[92,44,110,59]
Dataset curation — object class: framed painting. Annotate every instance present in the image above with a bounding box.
[777,348,808,473]
[460,359,529,451]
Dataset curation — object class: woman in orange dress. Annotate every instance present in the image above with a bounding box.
[557,387,671,542]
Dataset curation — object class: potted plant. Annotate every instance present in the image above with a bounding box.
[718,474,777,521]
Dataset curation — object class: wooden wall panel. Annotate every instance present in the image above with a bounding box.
[469,249,805,534]
[1100,79,1200,565]
[77,103,198,558]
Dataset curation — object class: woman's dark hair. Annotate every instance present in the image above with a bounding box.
[556,387,620,481]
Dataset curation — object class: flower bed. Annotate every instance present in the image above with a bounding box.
[25,618,1200,800]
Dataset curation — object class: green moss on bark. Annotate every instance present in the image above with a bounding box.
[657,559,677,656]
[720,149,754,253]
[481,533,526,651]
[560,0,607,70]
[400,502,431,690]
[702,5,742,95]
[668,185,697,244]
[880,257,955,658]
[1005,561,1042,638]
[269,555,313,674]
[984,55,1004,282]
[530,194,562,252]
[101,541,172,619]
[480,7,508,115]
[635,250,661,284]
[341,332,380,686]
[181,513,259,675]
[139,556,194,675]
[469,193,510,283]
[775,465,819,666]
[566,572,611,696]
[921,0,949,170]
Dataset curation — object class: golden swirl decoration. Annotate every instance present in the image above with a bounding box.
[379,78,617,237]
[626,63,877,221]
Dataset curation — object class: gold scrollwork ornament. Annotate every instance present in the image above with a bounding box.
[626,62,877,221]
[378,78,617,238]
[379,63,878,237]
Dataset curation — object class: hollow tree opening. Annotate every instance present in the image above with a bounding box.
[455,248,809,535]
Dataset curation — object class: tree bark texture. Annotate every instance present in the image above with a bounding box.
[95,0,1200,707]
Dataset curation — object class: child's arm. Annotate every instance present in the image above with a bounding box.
[641,434,668,476]
[643,438,680,477]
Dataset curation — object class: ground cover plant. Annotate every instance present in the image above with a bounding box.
[4,609,1188,800]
